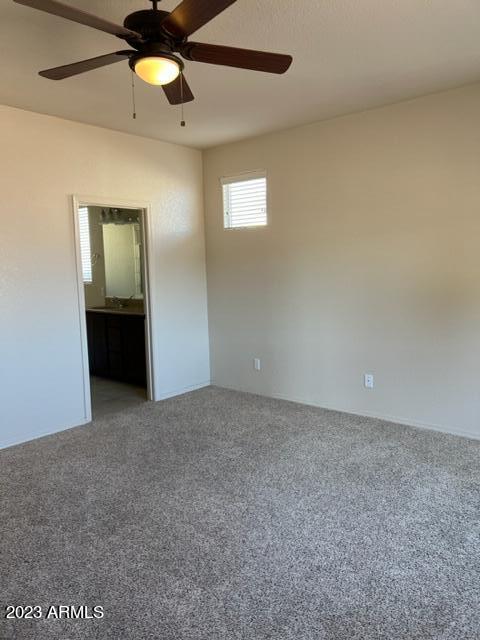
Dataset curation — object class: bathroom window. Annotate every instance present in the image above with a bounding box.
[222,172,267,229]
[78,206,92,283]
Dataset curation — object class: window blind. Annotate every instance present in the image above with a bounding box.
[78,207,92,283]
[222,173,267,229]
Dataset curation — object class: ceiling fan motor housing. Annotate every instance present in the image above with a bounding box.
[124,10,179,50]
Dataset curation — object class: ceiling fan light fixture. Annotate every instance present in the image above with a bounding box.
[134,55,180,86]
[23,0,293,107]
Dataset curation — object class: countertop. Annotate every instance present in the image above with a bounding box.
[86,307,145,317]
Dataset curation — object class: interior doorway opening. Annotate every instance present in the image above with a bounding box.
[73,198,154,421]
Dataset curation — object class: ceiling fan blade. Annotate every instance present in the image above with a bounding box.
[182,42,293,74]
[39,51,131,80]
[161,0,238,38]
[13,0,142,40]
[162,74,194,105]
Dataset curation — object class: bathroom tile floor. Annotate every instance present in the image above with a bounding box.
[90,376,147,419]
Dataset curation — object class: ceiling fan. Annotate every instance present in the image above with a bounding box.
[13,0,293,105]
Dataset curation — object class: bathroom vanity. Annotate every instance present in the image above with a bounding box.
[86,308,147,388]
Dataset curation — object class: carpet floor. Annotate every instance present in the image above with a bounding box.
[1,386,480,640]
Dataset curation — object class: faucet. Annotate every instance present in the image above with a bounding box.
[111,295,134,309]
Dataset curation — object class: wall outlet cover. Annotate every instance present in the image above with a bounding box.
[364,374,374,389]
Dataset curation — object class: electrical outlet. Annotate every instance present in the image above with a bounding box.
[254,358,261,371]
[364,374,374,389]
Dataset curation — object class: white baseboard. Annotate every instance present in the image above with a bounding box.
[3,381,477,451]
[0,418,90,452]
[1,381,212,451]
[154,380,211,401]
[212,382,480,442]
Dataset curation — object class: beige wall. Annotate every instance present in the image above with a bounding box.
[0,105,210,449]
[204,83,480,439]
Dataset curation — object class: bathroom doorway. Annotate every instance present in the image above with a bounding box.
[73,197,154,421]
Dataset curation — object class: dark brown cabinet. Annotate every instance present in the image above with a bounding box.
[86,311,147,387]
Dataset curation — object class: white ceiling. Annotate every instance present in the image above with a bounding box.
[2,0,480,148]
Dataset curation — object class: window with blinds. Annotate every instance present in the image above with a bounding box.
[222,172,267,229]
[78,206,92,284]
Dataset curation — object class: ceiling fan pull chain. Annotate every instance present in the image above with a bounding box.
[180,71,186,127]
[131,70,137,120]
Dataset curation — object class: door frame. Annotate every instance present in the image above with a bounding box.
[72,195,156,422]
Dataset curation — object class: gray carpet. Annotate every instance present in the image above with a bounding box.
[1,386,480,640]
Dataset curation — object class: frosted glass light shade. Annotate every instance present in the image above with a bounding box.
[134,57,180,86]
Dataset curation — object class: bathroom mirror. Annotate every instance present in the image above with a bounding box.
[80,206,145,310]
[103,218,143,299]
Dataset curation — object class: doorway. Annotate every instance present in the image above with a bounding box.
[73,197,154,421]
